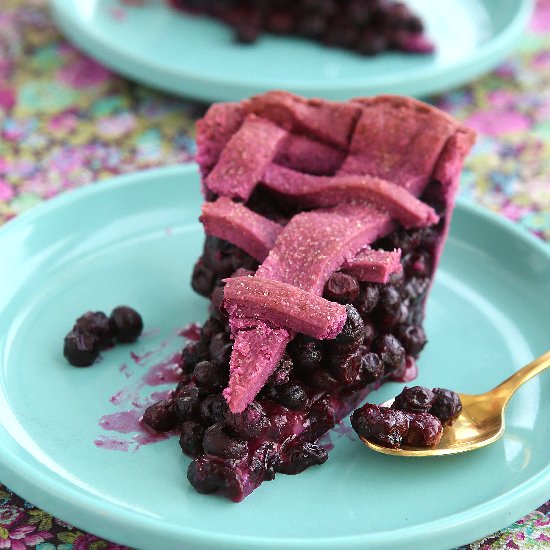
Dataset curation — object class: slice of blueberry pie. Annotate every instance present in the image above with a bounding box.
[168,0,434,55]
[142,91,475,501]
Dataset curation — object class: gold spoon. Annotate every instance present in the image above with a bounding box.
[361,350,550,456]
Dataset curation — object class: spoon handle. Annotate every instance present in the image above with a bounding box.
[492,350,550,402]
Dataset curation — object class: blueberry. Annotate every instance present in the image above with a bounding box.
[141,399,177,433]
[333,305,364,349]
[394,324,427,357]
[267,352,293,386]
[187,457,246,502]
[209,285,226,318]
[430,388,462,426]
[109,306,143,343]
[63,330,100,367]
[350,403,408,448]
[277,439,328,474]
[353,284,380,317]
[179,341,207,373]
[392,386,435,413]
[202,423,248,460]
[268,380,308,410]
[372,334,405,375]
[360,353,384,383]
[200,394,229,426]
[403,277,430,302]
[193,360,228,392]
[328,350,362,385]
[376,286,407,326]
[236,24,260,43]
[288,336,324,377]
[225,401,269,440]
[174,386,202,421]
[402,412,442,447]
[356,31,387,56]
[323,272,360,304]
[208,332,231,362]
[249,441,280,483]
[191,260,216,297]
[404,251,432,278]
[74,311,114,349]
[362,320,376,348]
[307,368,340,391]
[304,396,336,441]
[200,318,224,345]
[179,420,205,458]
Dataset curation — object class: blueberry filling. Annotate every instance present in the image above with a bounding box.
[168,0,434,56]
[350,385,462,449]
[143,201,449,500]
[141,93,474,500]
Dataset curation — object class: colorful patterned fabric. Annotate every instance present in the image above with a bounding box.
[0,0,548,548]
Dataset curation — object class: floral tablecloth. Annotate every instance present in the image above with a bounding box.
[0,0,549,548]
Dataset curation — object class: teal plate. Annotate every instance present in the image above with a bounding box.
[0,165,548,550]
[50,0,534,101]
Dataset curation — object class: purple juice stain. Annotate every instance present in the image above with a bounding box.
[96,324,201,452]
[99,409,143,434]
[142,353,181,386]
[393,356,419,383]
[178,322,201,341]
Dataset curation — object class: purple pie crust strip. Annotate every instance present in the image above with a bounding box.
[341,248,402,283]
[340,96,464,195]
[225,204,395,413]
[274,134,345,175]
[196,101,245,178]
[223,276,347,339]
[200,197,283,262]
[205,113,287,201]
[262,164,439,228]
[223,323,293,414]
[245,91,362,150]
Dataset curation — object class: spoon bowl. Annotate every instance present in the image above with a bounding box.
[361,350,550,456]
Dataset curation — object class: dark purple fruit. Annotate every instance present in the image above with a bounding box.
[402,412,442,446]
[174,386,202,421]
[323,272,360,303]
[268,380,308,410]
[392,386,435,413]
[202,423,248,460]
[276,439,328,474]
[141,399,177,433]
[394,324,427,357]
[430,388,462,426]
[191,260,216,297]
[74,311,114,349]
[225,401,269,440]
[288,336,324,376]
[179,341,207,373]
[187,457,246,502]
[267,352,293,386]
[179,420,205,458]
[354,284,380,317]
[109,306,143,343]
[63,330,100,367]
[192,360,228,392]
[350,403,408,448]
[200,394,229,426]
[360,353,384,383]
[372,334,406,375]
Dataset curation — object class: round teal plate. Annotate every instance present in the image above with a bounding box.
[50,0,534,101]
[0,165,548,550]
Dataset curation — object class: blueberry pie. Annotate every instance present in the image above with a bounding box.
[168,0,434,55]
[142,91,475,501]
